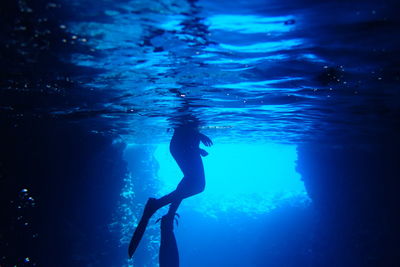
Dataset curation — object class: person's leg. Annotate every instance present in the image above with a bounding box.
[152,151,204,210]
[147,172,204,214]
[130,155,203,258]
[159,200,182,267]
[153,187,182,209]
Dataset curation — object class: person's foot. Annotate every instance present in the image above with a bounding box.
[142,197,158,219]
[160,213,180,231]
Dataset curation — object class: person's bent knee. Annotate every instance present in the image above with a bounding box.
[193,182,205,195]
[182,183,204,199]
[199,183,205,193]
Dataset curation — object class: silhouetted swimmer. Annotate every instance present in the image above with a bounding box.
[128,122,213,259]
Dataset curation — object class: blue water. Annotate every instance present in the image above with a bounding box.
[121,142,310,267]
[154,143,306,215]
[2,0,399,266]
[31,0,399,145]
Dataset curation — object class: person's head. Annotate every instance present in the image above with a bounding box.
[171,114,200,131]
[184,115,199,128]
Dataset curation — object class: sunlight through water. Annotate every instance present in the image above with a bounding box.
[154,143,310,217]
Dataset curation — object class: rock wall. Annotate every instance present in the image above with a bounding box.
[296,142,400,267]
[0,119,127,266]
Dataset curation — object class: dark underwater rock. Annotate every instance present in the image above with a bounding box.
[297,141,400,267]
[0,119,127,266]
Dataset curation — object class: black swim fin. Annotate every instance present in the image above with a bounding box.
[128,217,149,258]
[128,198,158,258]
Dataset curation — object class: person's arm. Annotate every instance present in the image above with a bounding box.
[199,133,213,147]
[199,148,209,157]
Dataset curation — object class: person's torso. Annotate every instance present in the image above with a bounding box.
[170,127,200,155]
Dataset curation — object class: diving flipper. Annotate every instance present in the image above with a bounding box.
[128,198,158,258]
[128,217,148,258]
[159,213,180,267]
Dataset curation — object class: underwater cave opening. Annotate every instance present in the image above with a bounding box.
[153,142,309,217]
[122,142,312,267]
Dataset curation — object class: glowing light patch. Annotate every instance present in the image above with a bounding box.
[203,54,288,65]
[206,14,296,34]
[160,15,186,31]
[154,143,309,216]
[213,77,303,91]
[216,39,303,53]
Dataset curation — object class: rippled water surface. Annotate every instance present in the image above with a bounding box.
[2,0,400,144]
